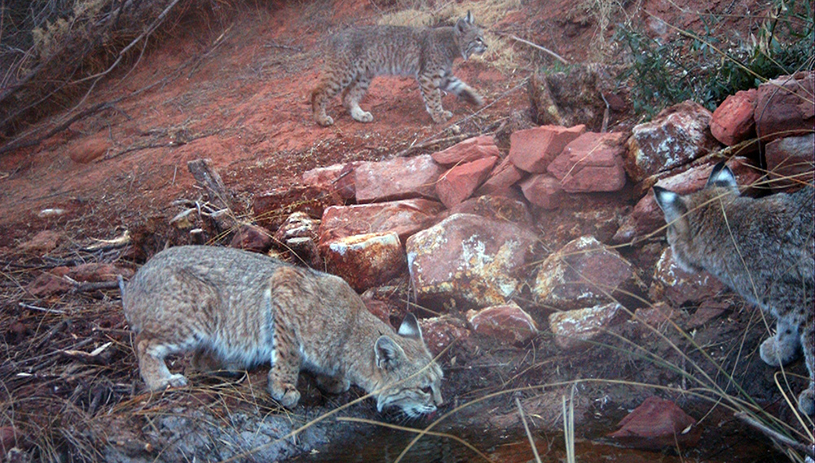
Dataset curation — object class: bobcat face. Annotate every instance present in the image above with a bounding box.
[372,314,444,418]
[455,10,487,60]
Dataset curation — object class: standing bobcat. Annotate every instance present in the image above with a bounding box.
[122,245,443,417]
[311,11,487,126]
[653,162,814,415]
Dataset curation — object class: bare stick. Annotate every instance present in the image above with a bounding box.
[187,159,235,211]
[508,35,570,65]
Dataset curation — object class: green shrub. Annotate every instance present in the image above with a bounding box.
[617,0,814,117]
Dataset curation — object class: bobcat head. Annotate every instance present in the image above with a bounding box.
[455,11,488,60]
[371,313,444,418]
[652,162,741,274]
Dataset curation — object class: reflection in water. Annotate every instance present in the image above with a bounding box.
[289,425,782,463]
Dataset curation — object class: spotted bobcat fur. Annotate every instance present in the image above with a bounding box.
[122,245,443,417]
[311,11,487,126]
[654,162,814,415]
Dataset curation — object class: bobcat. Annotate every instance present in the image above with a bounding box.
[653,162,814,415]
[121,245,443,417]
[311,11,487,126]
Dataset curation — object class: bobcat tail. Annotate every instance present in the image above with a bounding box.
[117,275,126,300]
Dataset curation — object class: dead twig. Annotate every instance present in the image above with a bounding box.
[19,302,66,315]
[506,34,569,65]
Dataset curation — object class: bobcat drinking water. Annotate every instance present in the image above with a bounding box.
[311,11,487,126]
[653,162,814,415]
[122,245,443,417]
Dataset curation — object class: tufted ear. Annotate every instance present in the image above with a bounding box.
[397,312,422,340]
[455,11,475,33]
[375,335,405,370]
[705,162,739,194]
[653,186,686,225]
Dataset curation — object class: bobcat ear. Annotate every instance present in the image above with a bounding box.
[397,313,422,340]
[455,11,474,33]
[653,186,687,224]
[705,162,739,193]
[375,336,405,370]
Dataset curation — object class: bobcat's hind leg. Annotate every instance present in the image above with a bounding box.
[134,332,190,391]
[342,74,373,123]
[759,316,801,367]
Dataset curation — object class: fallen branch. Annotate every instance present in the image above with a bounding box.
[507,34,569,65]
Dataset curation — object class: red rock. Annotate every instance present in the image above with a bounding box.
[533,236,644,311]
[435,156,498,208]
[649,247,725,308]
[302,162,359,200]
[508,124,586,173]
[68,132,110,163]
[274,212,319,243]
[354,154,445,203]
[710,89,757,146]
[363,299,393,327]
[476,157,526,196]
[755,71,814,142]
[60,263,134,282]
[420,316,471,357]
[27,272,72,297]
[229,223,273,253]
[611,157,763,243]
[0,426,20,454]
[406,213,539,308]
[519,173,563,209]
[625,101,720,183]
[318,199,444,246]
[465,302,538,344]
[431,135,500,165]
[253,185,343,230]
[548,302,625,351]
[608,396,700,450]
[18,230,62,254]
[320,232,406,292]
[547,132,627,193]
[765,134,814,192]
[273,212,321,267]
[446,194,533,226]
[633,303,678,329]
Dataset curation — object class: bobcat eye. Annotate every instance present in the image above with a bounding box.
[421,386,433,395]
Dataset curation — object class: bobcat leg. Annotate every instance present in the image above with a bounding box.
[418,74,452,124]
[134,332,189,390]
[797,317,814,415]
[442,75,483,106]
[269,324,302,407]
[759,316,801,367]
[315,373,351,395]
[342,75,373,123]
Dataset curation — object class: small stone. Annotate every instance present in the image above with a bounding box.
[608,396,700,450]
[320,232,406,292]
[229,224,273,254]
[710,89,757,146]
[465,302,539,344]
[547,132,627,193]
[354,154,445,203]
[18,230,62,255]
[519,174,563,209]
[420,316,471,357]
[431,135,500,165]
[435,156,498,208]
[508,125,586,173]
[548,302,625,351]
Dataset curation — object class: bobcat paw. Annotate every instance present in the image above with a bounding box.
[759,335,799,367]
[350,107,373,123]
[798,387,814,416]
[315,115,334,127]
[431,111,453,123]
[146,373,188,391]
[270,382,301,408]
